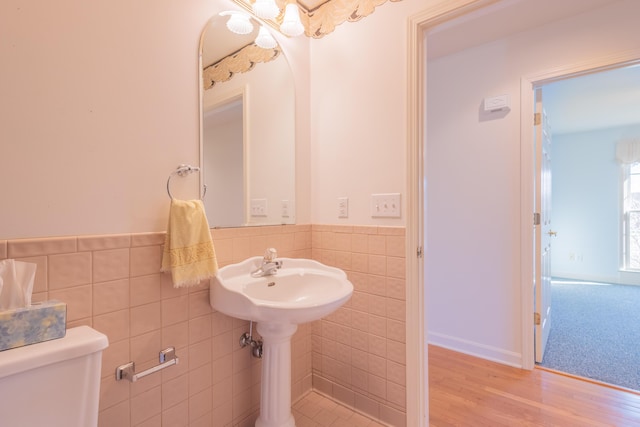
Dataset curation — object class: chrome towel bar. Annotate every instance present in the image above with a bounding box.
[115,347,179,382]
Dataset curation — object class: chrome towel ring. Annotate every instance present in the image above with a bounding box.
[166,164,207,200]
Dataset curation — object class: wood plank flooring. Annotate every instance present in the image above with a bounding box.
[429,345,640,426]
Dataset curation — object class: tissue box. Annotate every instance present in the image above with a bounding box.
[0,300,67,351]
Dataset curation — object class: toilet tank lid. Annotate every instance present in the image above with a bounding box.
[0,326,109,379]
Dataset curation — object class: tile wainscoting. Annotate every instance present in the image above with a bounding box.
[310,225,406,427]
[0,224,405,427]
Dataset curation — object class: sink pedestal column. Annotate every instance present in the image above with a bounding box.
[255,322,298,427]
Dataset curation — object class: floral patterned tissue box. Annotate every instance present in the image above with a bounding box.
[0,300,67,351]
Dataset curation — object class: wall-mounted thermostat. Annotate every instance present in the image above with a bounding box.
[483,94,510,112]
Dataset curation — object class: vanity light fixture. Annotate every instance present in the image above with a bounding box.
[220,1,305,44]
[252,0,280,20]
[255,25,278,49]
[280,3,304,37]
[219,10,278,50]
[251,0,305,37]
[220,11,255,35]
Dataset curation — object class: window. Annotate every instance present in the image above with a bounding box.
[623,162,640,270]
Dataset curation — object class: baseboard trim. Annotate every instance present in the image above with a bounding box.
[428,332,523,368]
[553,273,640,286]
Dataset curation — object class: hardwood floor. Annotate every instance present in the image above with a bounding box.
[429,345,640,427]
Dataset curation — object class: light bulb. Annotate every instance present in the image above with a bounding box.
[252,0,280,20]
[221,12,254,35]
[255,26,277,49]
[280,3,304,37]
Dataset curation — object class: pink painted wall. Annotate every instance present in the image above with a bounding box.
[0,0,311,239]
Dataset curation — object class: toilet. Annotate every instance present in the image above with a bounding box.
[0,326,109,427]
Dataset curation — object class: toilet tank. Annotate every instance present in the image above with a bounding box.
[0,326,109,427]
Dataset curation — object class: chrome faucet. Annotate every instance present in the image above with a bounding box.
[251,248,283,277]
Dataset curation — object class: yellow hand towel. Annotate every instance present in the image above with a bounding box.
[161,199,218,288]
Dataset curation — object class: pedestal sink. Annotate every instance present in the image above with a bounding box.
[210,255,353,427]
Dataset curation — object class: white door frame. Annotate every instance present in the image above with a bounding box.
[406,1,500,425]
[519,51,640,369]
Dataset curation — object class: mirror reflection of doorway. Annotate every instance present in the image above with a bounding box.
[203,97,245,227]
[535,63,640,391]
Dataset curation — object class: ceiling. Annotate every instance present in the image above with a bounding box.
[426,0,619,60]
[543,64,640,135]
[426,0,640,135]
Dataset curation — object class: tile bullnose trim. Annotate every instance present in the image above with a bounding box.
[8,236,78,258]
[78,234,132,251]
[131,232,165,247]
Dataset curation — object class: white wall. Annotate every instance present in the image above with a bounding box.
[551,123,640,285]
[426,0,640,366]
[0,0,310,240]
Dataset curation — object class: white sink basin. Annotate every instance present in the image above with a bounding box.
[210,255,353,427]
[210,257,353,324]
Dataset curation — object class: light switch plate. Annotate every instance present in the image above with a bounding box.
[250,199,268,217]
[338,197,349,218]
[371,193,401,218]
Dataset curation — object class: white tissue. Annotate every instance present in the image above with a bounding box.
[0,259,36,310]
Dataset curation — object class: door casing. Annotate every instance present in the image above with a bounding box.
[406,1,501,425]
[519,53,640,369]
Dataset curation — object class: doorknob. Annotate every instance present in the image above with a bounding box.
[547,230,557,237]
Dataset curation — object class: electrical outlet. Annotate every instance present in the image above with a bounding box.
[250,199,268,217]
[338,197,349,218]
[371,193,401,218]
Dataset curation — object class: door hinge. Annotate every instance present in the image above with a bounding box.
[533,212,540,226]
[534,312,541,325]
[417,246,423,258]
[534,112,541,126]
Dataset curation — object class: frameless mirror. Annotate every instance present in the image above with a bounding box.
[200,12,296,227]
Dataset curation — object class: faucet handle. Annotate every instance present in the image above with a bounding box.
[264,248,278,261]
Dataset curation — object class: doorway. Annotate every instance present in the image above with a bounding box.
[407,1,640,424]
[418,0,640,370]
[533,64,640,390]
[521,59,640,370]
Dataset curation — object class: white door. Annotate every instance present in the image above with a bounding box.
[534,88,554,363]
